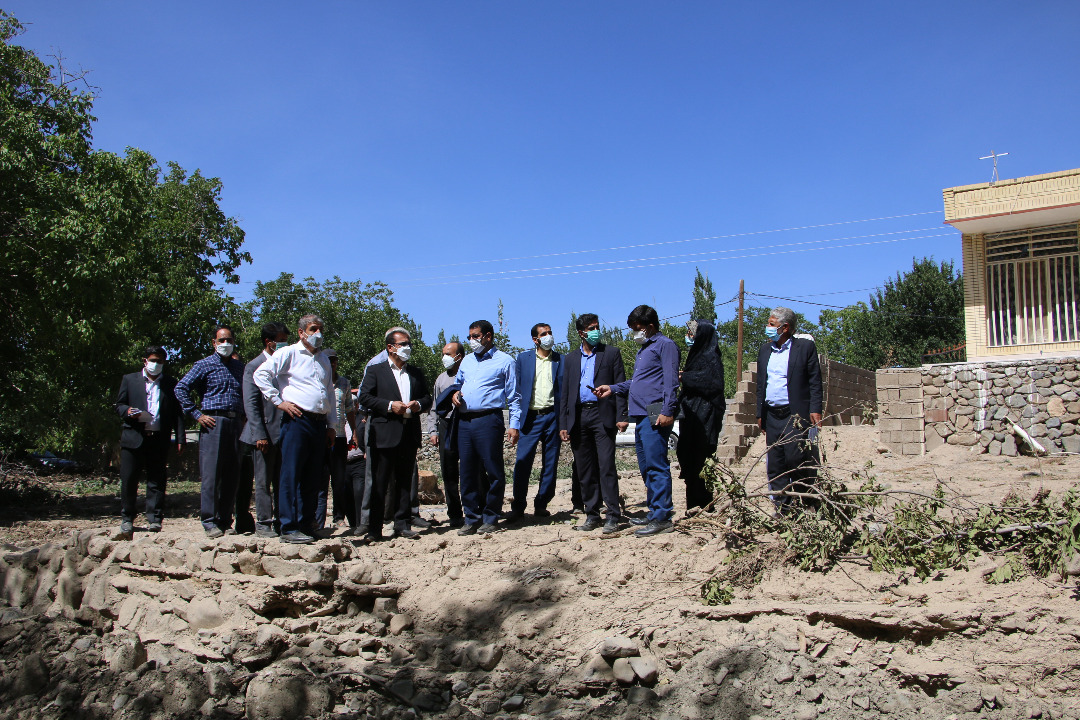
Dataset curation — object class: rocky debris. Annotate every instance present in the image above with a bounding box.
[599,636,639,661]
[244,662,333,720]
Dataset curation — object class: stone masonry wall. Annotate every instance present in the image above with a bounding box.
[878,357,1080,456]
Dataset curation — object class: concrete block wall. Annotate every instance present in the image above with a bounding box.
[876,370,926,455]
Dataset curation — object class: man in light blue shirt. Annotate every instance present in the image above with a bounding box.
[452,319,521,534]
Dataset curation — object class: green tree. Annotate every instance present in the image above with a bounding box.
[691,268,717,322]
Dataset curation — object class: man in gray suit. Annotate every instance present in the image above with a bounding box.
[239,321,289,537]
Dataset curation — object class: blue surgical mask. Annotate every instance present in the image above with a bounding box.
[584,329,601,346]
[685,337,694,347]
[765,325,779,340]
[275,341,288,351]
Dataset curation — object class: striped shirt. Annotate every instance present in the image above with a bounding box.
[175,354,244,420]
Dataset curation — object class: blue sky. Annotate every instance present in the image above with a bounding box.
[8,2,1080,347]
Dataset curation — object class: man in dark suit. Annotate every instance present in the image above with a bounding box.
[239,321,289,538]
[358,328,432,541]
[756,306,823,512]
[507,323,563,521]
[115,345,186,537]
[559,314,629,533]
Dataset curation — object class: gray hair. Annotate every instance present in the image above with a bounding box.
[298,313,324,330]
[384,326,410,343]
[770,307,797,332]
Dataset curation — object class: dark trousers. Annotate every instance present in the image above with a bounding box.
[328,440,348,524]
[676,415,716,510]
[120,434,170,525]
[571,461,583,510]
[437,418,464,522]
[236,444,256,534]
[511,409,561,513]
[344,456,367,528]
[765,410,818,510]
[368,443,416,537]
[242,441,281,533]
[458,412,505,526]
[571,405,620,522]
[278,413,326,535]
[199,416,241,531]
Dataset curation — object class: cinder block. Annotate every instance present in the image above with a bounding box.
[899,387,922,401]
[902,443,924,456]
[901,419,922,431]
[899,372,922,387]
[925,409,947,423]
[877,372,899,388]
[887,388,901,401]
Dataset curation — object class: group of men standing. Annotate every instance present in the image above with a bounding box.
[116,304,824,542]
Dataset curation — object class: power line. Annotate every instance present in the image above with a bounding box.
[748,291,964,321]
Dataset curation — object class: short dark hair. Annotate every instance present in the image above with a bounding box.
[386,330,410,346]
[575,313,599,333]
[261,321,288,345]
[446,341,466,357]
[530,323,550,339]
[469,320,494,337]
[143,345,167,360]
[214,324,235,338]
[627,305,659,329]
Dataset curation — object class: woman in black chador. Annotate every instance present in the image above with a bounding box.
[676,319,726,511]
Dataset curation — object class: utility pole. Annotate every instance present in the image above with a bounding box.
[736,279,744,375]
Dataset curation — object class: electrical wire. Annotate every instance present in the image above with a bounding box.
[748,291,965,321]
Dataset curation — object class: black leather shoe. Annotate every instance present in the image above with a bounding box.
[503,510,525,522]
[477,523,499,534]
[120,520,134,536]
[255,526,278,538]
[457,524,479,536]
[573,519,601,532]
[447,519,465,528]
[396,528,421,540]
[602,519,621,534]
[205,527,224,539]
[634,519,674,537]
[533,508,551,518]
[146,522,162,533]
[629,517,650,526]
[280,531,315,544]
[411,516,432,529]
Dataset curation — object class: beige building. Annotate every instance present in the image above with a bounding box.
[943,168,1080,361]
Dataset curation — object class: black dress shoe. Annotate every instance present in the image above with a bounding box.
[629,517,650,526]
[503,509,525,522]
[457,524,479,536]
[146,522,162,533]
[205,527,224,539]
[573,519,601,532]
[477,523,499,534]
[396,528,421,540]
[634,519,674,537]
[280,531,315,544]
[447,518,465,528]
[411,516,432,529]
[602,519,621,534]
[255,526,278,539]
[533,508,551,518]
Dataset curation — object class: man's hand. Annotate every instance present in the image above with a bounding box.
[758,417,765,431]
[326,428,336,447]
[508,428,519,445]
[429,433,438,446]
[256,439,270,453]
[616,421,629,432]
[451,391,464,408]
[277,401,303,419]
[593,385,612,398]
[390,401,408,415]
[196,414,217,429]
[810,412,823,428]
[560,429,570,442]
[126,407,142,417]
[407,400,421,414]
[656,414,674,428]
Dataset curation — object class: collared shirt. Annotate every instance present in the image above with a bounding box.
[455,345,522,429]
[765,337,792,407]
[530,351,555,410]
[608,333,680,417]
[253,342,338,427]
[388,360,414,417]
[175,354,244,420]
[578,346,598,404]
[143,370,161,431]
[331,375,354,436]
[425,368,459,435]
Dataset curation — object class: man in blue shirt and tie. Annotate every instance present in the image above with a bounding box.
[452,320,522,534]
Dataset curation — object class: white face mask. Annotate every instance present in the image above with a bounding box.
[215,343,234,358]
[305,331,323,350]
[145,361,163,376]
[441,354,458,370]
[538,335,554,350]
[469,338,484,354]
[632,329,648,346]
[395,345,412,362]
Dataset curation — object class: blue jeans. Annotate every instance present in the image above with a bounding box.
[511,409,561,513]
[278,413,327,535]
[633,414,673,522]
[458,411,505,526]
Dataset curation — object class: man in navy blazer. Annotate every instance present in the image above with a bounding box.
[756,307,823,512]
[559,314,629,532]
[115,345,186,536]
[358,328,432,541]
[507,323,563,520]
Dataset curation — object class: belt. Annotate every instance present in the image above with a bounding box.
[767,404,791,418]
[202,409,240,418]
[143,430,166,436]
[579,401,599,409]
[530,407,555,415]
[284,409,326,422]
[460,408,501,419]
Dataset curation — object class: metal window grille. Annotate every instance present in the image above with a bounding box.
[985,223,1080,347]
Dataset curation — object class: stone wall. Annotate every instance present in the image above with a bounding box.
[877,357,1080,456]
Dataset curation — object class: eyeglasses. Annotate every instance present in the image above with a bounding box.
[394,341,412,348]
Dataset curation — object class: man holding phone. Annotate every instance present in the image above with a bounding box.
[559,314,628,533]
[594,305,680,537]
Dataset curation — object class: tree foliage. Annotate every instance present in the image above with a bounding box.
[691,267,717,323]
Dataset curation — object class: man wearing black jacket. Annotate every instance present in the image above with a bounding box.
[755,307,823,512]
[115,345,186,536]
[559,314,629,533]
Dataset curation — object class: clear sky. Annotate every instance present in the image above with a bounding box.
[8,2,1080,347]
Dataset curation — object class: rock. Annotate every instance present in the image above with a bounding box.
[944,689,985,713]
[852,695,871,710]
[110,635,147,673]
[205,665,232,698]
[388,677,415,702]
[628,656,658,685]
[186,597,224,629]
[502,695,525,711]
[481,698,501,714]
[236,550,264,575]
[612,658,636,685]
[245,667,333,720]
[13,652,49,696]
[793,705,818,720]
[1002,435,1018,456]
[581,655,614,682]
[1064,553,1080,577]
[599,636,639,661]
[773,665,794,683]
[452,680,470,696]
[162,669,209,716]
[389,613,414,635]
[372,597,398,622]
[298,545,325,563]
[447,566,461,580]
[87,537,114,559]
[471,643,503,671]
[260,555,333,585]
[56,569,83,610]
[627,687,658,705]
[199,698,216,716]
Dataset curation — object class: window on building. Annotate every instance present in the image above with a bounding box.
[985,223,1080,347]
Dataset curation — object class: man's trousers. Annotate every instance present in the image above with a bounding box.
[458,411,506,527]
[632,414,673,523]
[199,416,241,532]
[571,405,620,523]
[277,413,326,535]
[120,433,170,525]
[511,408,560,513]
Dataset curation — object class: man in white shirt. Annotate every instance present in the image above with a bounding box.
[357,328,432,541]
[254,314,337,544]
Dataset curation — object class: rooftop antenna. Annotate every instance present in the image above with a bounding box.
[979,150,1009,185]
